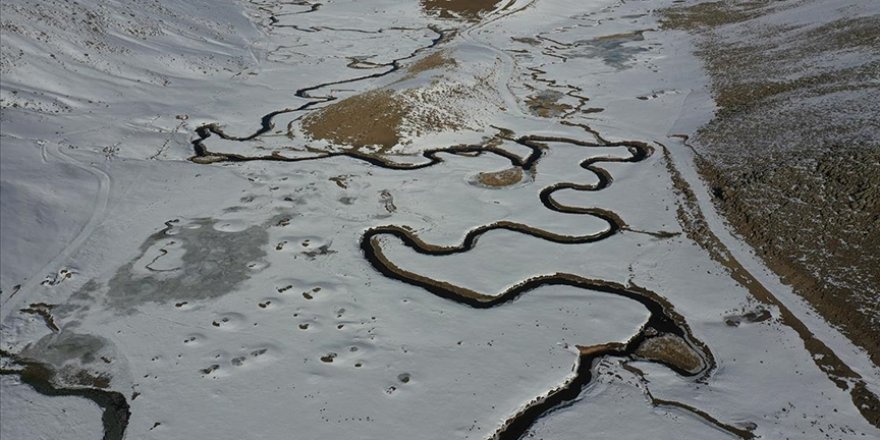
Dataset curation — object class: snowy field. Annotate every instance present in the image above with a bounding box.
[1,1,878,439]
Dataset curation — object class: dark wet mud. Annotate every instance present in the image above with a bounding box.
[1,346,130,440]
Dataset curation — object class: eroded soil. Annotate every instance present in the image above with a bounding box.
[420,0,502,21]
[302,89,409,151]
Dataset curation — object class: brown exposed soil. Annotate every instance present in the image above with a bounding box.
[658,1,772,30]
[475,167,523,187]
[407,50,457,75]
[301,53,476,151]
[511,36,540,46]
[420,0,501,21]
[659,1,880,374]
[662,144,880,428]
[525,91,572,118]
[696,150,880,364]
[66,369,112,389]
[635,334,704,374]
[593,30,646,43]
[301,89,409,151]
[724,308,771,327]
[19,303,60,332]
[661,2,773,57]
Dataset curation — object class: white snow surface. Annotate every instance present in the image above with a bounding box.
[1,0,878,439]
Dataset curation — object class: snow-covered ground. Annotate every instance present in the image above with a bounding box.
[1,0,878,439]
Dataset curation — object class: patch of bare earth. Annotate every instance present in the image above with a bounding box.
[301,90,409,152]
[635,334,704,374]
[474,167,523,187]
[407,50,457,76]
[525,90,572,118]
[420,0,501,21]
[302,50,490,152]
[660,1,880,372]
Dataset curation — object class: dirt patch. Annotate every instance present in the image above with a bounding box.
[658,1,771,30]
[697,149,880,364]
[407,50,457,75]
[301,89,409,151]
[724,308,771,327]
[662,144,880,427]
[420,0,501,21]
[525,90,572,118]
[19,303,60,332]
[301,70,475,151]
[635,334,704,374]
[473,167,523,187]
[660,2,880,370]
[65,369,112,389]
[511,36,540,46]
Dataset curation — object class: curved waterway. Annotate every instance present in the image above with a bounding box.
[182,3,745,437]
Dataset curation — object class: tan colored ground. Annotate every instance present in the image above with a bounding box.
[475,167,523,187]
[635,335,704,374]
[420,0,501,21]
[660,1,880,368]
[662,145,880,428]
[407,50,457,75]
[301,90,409,151]
[659,1,769,29]
[525,91,572,118]
[302,50,484,151]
